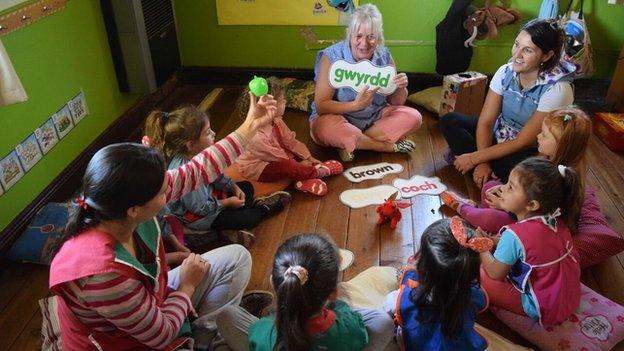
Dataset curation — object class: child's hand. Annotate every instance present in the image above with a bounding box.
[221,196,245,209]
[232,184,246,202]
[475,227,499,245]
[484,185,503,210]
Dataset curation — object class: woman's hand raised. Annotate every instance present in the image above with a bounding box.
[236,92,278,142]
[353,85,379,111]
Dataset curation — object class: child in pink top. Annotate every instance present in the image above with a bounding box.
[235,77,343,196]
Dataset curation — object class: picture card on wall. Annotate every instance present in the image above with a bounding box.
[35,117,59,154]
[340,185,402,209]
[53,105,74,139]
[0,150,25,191]
[343,162,404,183]
[393,176,447,198]
[68,90,89,124]
[16,133,43,172]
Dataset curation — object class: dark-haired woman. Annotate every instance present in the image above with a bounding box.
[440,19,576,186]
[48,94,277,350]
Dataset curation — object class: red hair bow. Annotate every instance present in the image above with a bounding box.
[450,216,493,253]
[75,195,88,210]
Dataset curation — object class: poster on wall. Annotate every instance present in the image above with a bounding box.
[16,133,43,172]
[0,0,28,12]
[53,105,74,139]
[0,150,24,191]
[68,90,89,124]
[216,0,358,25]
[35,116,59,154]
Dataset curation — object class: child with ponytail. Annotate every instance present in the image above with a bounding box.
[143,104,292,247]
[216,233,395,351]
[479,157,583,325]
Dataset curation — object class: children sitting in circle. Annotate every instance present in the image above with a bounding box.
[216,233,394,351]
[235,77,343,196]
[478,157,583,325]
[143,104,292,251]
[389,217,492,350]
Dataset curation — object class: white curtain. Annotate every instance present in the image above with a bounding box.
[0,38,27,106]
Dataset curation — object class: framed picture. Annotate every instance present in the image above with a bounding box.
[0,150,25,191]
[16,133,43,172]
[53,105,74,139]
[35,116,59,154]
[68,90,89,124]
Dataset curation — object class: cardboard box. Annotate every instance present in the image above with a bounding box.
[606,45,624,112]
[594,112,624,152]
[439,71,488,117]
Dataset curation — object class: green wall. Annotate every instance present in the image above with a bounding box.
[0,1,137,233]
[174,0,624,78]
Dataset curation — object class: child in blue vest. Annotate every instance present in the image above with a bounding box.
[390,217,493,350]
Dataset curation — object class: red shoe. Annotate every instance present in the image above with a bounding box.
[295,179,328,196]
[314,160,343,178]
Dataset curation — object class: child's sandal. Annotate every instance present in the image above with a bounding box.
[295,179,328,196]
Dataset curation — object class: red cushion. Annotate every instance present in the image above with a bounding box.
[574,188,624,268]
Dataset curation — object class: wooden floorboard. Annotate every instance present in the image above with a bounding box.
[2,83,624,350]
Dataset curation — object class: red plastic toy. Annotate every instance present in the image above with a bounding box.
[376,192,412,230]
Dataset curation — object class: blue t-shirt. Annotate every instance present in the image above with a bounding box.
[494,229,539,320]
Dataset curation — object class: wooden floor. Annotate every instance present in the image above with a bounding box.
[2,83,624,350]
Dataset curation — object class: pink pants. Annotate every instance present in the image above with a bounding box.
[480,268,527,316]
[459,180,515,234]
[310,105,422,152]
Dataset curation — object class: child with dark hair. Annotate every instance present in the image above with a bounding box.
[389,217,492,350]
[48,94,278,350]
[235,77,343,196]
[216,233,395,351]
[144,103,292,247]
[479,157,583,325]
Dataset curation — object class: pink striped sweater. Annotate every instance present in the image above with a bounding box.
[49,133,244,350]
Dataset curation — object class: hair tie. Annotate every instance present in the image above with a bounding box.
[284,265,309,286]
[75,195,89,210]
[563,114,572,122]
[558,164,567,177]
[141,135,151,147]
[161,112,170,123]
[450,216,493,253]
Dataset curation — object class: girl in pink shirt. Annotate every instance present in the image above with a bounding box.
[235,77,343,196]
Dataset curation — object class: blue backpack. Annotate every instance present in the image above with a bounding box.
[539,0,558,19]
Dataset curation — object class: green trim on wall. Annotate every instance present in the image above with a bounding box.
[174,0,624,78]
[0,1,137,232]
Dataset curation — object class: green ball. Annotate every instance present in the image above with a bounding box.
[248,76,269,97]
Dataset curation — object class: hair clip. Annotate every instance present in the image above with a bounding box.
[563,114,572,122]
[558,164,567,177]
[161,112,170,123]
[450,216,493,253]
[141,135,151,147]
[75,195,89,210]
[284,265,309,286]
